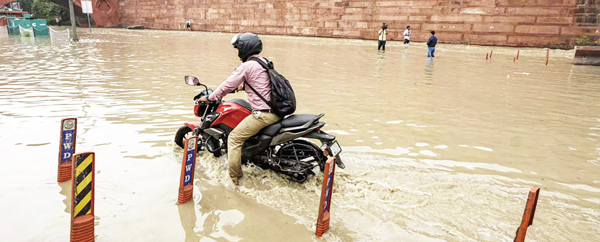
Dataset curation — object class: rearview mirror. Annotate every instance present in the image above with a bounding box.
[184,76,200,86]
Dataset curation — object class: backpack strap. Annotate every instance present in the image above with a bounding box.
[245,57,272,108]
[244,81,271,108]
[249,57,272,70]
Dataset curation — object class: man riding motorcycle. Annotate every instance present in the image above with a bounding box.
[198,33,279,185]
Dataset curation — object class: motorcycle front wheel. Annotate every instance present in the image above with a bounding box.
[174,125,193,149]
[175,126,222,157]
[204,134,224,158]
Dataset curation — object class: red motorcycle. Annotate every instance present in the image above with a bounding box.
[174,76,344,182]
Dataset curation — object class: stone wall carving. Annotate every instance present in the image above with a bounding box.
[47,0,120,27]
[75,0,120,27]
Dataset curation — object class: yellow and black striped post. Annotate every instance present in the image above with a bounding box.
[70,152,95,242]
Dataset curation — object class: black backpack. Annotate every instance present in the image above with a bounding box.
[245,57,296,117]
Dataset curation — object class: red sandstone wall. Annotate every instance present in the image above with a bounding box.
[120,0,600,48]
[0,0,15,7]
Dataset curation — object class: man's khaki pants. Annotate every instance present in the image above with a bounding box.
[227,111,280,178]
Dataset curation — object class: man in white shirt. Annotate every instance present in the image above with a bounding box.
[403,26,411,44]
[378,23,388,51]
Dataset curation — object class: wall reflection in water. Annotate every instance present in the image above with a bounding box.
[376,51,386,82]
[424,57,434,85]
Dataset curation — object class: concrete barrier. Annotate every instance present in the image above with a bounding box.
[0,26,7,38]
[573,46,600,66]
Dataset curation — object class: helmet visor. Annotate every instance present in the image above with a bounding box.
[231,33,241,48]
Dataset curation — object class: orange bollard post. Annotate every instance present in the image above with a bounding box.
[178,136,198,204]
[546,49,549,65]
[58,118,77,182]
[490,50,493,58]
[486,53,489,60]
[514,186,540,242]
[514,57,516,62]
[316,157,337,237]
[517,50,520,60]
[70,152,95,242]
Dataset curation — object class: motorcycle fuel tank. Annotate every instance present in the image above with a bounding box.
[211,101,252,131]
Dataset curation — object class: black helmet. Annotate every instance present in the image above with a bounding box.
[231,33,262,62]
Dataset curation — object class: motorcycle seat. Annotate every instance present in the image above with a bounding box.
[257,114,322,137]
[259,122,282,136]
[280,114,320,128]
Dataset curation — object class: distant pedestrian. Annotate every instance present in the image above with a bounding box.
[186,20,191,31]
[426,31,437,57]
[378,23,388,51]
[403,26,411,44]
[56,17,60,27]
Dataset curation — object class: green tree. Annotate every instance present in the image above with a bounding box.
[9,0,68,21]
[31,0,69,20]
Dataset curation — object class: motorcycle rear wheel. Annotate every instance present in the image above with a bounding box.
[276,139,327,182]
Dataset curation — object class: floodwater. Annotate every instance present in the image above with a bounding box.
[1,29,600,241]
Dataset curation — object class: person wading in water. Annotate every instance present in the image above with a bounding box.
[403,26,411,44]
[378,23,388,51]
[427,31,438,57]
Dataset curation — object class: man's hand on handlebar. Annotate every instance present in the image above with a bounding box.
[198,96,209,104]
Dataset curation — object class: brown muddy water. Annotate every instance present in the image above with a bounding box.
[1,29,599,242]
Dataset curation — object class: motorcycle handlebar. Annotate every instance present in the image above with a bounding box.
[194,88,235,102]
[194,96,220,105]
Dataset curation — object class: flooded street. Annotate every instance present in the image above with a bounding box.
[1,29,599,241]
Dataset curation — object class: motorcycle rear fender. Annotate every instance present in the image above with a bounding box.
[269,122,325,146]
[335,155,345,169]
[304,130,346,169]
[303,130,336,144]
[184,121,201,130]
